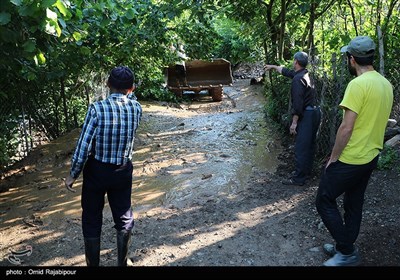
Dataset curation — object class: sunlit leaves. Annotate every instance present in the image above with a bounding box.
[54,0,71,19]
[46,8,58,20]
[72,31,82,41]
[45,8,61,36]
[33,51,46,65]
[35,52,46,65]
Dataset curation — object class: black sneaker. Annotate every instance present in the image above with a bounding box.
[281,178,304,186]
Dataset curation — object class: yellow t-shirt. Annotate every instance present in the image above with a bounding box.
[339,70,393,165]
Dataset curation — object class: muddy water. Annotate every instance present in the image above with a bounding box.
[131,79,281,211]
[0,79,281,228]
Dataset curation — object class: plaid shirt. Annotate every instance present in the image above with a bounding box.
[70,93,142,179]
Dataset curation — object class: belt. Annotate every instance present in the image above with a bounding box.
[88,155,131,167]
[305,105,318,111]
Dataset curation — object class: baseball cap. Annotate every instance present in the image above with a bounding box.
[108,66,134,89]
[340,36,375,58]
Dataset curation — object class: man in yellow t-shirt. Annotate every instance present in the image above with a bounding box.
[315,36,393,266]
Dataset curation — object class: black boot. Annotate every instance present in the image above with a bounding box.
[84,237,100,266]
[116,230,132,266]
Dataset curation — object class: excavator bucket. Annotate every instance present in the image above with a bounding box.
[166,58,233,102]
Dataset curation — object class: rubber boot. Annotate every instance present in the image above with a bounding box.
[117,229,132,266]
[84,237,100,266]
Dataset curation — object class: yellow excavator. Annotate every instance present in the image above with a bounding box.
[165,58,233,102]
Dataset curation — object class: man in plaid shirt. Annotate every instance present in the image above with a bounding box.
[65,66,142,266]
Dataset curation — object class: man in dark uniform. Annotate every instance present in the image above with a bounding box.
[265,52,321,186]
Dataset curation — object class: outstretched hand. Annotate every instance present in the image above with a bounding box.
[264,64,275,71]
[264,64,282,74]
[64,175,76,193]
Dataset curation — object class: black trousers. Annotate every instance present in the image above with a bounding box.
[292,107,321,184]
[315,156,378,254]
[81,157,134,238]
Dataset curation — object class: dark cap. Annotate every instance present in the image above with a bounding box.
[108,66,134,89]
[340,36,375,58]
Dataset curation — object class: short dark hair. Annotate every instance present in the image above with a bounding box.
[346,51,374,66]
[294,51,308,67]
[108,66,134,90]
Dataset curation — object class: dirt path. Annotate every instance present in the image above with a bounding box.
[0,78,399,268]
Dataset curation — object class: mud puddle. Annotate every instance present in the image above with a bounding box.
[0,78,281,231]
[131,79,281,211]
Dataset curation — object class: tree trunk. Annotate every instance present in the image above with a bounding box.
[377,25,385,76]
[61,78,69,132]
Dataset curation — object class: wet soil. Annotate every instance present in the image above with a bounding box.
[0,77,399,270]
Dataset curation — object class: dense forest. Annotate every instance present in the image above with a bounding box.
[1,0,399,172]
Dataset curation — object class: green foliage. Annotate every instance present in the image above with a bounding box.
[378,145,400,170]
[263,73,291,126]
[1,0,400,172]
[0,115,21,170]
[0,138,8,170]
[212,15,263,64]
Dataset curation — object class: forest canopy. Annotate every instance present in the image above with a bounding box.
[1,0,399,170]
